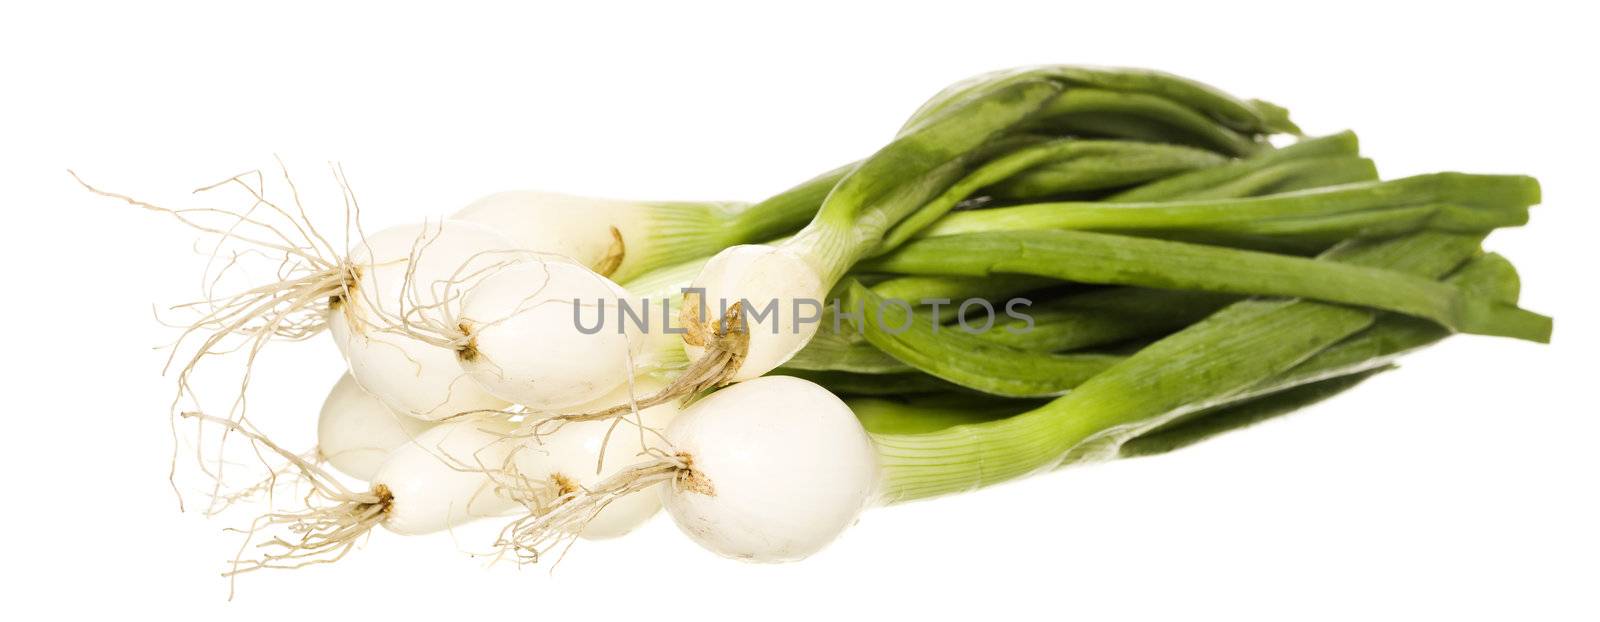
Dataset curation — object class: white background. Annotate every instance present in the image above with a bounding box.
[2,1,1595,619]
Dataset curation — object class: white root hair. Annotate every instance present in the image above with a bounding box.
[181,412,384,598]
[74,162,368,511]
[201,448,324,518]
[493,457,683,566]
[483,385,680,565]
[184,411,522,597]
[73,162,524,511]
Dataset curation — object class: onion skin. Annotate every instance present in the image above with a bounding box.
[514,379,680,539]
[457,259,642,412]
[317,373,437,481]
[374,417,523,536]
[681,245,826,381]
[331,220,518,420]
[660,376,878,562]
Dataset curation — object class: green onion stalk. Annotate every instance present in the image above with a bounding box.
[782,133,1378,380]
[860,226,1550,340]
[452,164,850,284]
[1119,251,1523,456]
[652,66,1298,407]
[868,232,1550,503]
[918,173,1538,254]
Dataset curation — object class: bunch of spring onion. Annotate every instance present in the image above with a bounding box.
[90,65,1550,577]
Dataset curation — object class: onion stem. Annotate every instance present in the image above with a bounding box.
[861,228,1550,341]
[870,231,1542,503]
